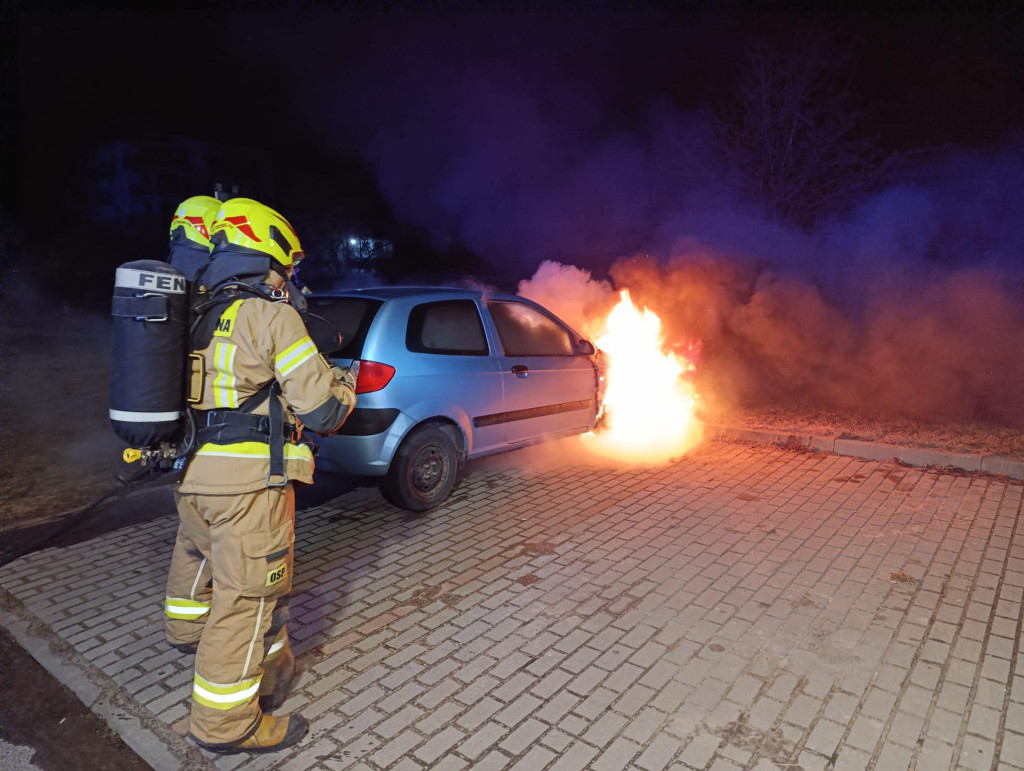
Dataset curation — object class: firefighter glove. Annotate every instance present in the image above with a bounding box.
[331,366,357,391]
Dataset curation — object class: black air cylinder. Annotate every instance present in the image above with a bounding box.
[109,260,189,447]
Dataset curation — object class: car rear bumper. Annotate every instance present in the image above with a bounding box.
[335,408,402,436]
[312,408,413,476]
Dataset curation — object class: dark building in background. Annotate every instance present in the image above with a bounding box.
[75,136,276,228]
[21,136,281,307]
[45,134,409,301]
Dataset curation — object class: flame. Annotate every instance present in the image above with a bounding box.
[583,289,703,463]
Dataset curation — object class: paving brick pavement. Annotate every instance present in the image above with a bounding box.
[2,438,1024,770]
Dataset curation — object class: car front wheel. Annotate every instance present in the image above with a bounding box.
[380,425,458,511]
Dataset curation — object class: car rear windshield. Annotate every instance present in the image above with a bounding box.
[307,296,383,359]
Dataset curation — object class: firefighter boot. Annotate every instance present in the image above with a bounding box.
[259,639,298,712]
[211,713,309,754]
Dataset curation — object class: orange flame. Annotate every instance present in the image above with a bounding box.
[583,289,703,462]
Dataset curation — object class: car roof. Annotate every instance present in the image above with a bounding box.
[310,285,522,303]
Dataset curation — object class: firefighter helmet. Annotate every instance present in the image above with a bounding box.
[169,196,221,248]
[209,198,305,268]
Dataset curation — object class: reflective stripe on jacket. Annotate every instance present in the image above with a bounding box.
[180,292,356,494]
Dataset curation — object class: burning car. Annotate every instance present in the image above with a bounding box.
[306,287,602,510]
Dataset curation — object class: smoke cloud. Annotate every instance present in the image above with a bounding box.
[601,253,1024,426]
[275,16,1024,426]
[516,146,1024,427]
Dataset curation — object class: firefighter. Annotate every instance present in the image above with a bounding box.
[163,198,357,753]
[168,195,221,281]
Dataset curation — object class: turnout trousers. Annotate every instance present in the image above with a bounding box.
[164,485,296,747]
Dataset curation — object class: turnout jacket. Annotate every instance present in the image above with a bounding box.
[180,294,356,494]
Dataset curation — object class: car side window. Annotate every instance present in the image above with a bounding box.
[406,300,489,356]
[489,301,575,357]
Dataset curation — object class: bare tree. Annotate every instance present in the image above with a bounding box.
[718,36,896,226]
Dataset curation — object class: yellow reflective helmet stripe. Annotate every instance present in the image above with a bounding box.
[192,673,262,711]
[213,342,239,408]
[164,596,211,620]
[275,336,318,377]
[195,442,313,460]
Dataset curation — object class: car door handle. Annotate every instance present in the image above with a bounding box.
[511,365,529,378]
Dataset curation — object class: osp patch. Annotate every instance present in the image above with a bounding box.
[266,564,287,588]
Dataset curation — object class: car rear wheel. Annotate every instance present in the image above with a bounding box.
[380,425,458,511]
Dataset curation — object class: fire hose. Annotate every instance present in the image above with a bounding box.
[0,466,178,568]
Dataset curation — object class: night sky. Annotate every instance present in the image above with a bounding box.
[10,3,1024,266]
[7,1,1024,424]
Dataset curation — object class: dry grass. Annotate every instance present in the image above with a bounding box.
[700,405,1024,460]
[2,311,124,529]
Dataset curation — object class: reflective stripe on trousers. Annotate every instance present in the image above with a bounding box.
[193,672,262,711]
[165,596,212,620]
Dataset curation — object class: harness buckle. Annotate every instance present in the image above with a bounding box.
[266,472,289,488]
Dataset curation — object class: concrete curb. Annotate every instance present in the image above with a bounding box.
[705,423,1024,480]
[0,589,214,771]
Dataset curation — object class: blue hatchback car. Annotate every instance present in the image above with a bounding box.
[305,287,602,510]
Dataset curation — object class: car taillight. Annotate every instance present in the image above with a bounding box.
[355,360,396,394]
